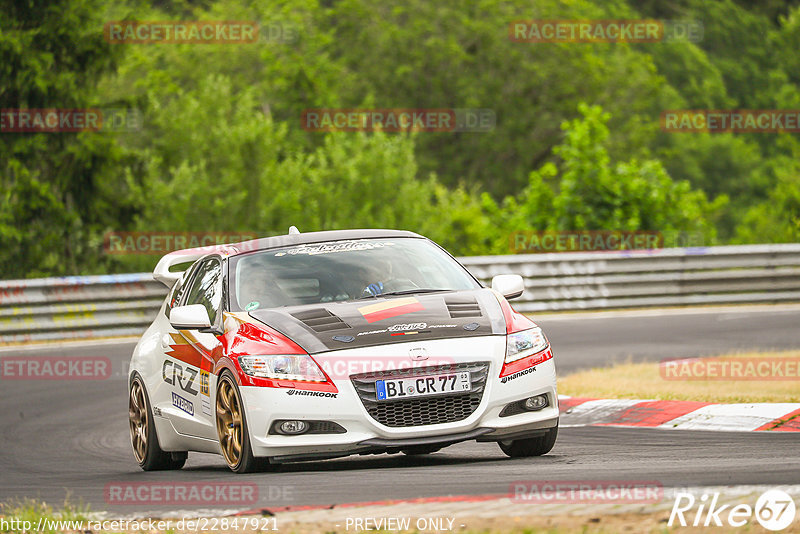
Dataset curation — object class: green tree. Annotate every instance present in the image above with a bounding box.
[506,104,722,243]
[114,73,502,272]
[735,155,800,244]
[0,0,134,277]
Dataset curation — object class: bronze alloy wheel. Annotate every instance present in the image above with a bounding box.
[128,379,148,464]
[128,376,186,471]
[216,375,244,469]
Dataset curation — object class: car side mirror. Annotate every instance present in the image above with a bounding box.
[170,304,212,330]
[491,274,525,300]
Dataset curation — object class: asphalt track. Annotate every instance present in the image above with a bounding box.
[0,305,798,514]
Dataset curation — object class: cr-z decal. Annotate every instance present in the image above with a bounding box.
[163,359,199,396]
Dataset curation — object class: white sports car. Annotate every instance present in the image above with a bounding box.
[128,229,558,473]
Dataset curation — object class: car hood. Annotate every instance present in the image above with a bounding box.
[247,289,507,354]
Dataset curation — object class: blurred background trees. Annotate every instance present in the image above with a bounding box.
[2,0,799,277]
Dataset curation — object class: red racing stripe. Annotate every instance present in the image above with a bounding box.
[363,301,425,323]
[165,341,203,368]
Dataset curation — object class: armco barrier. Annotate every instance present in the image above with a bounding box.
[463,244,800,312]
[1,244,799,344]
[0,273,165,344]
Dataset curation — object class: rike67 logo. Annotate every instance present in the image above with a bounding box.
[669,489,796,531]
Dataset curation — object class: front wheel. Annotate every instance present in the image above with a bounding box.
[129,376,186,470]
[215,371,268,473]
[498,423,558,458]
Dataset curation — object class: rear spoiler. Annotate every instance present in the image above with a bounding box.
[152,245,239,287]
[153,227,297,287]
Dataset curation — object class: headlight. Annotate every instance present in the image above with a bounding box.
[505,327,548,363]
[239,354,327,382]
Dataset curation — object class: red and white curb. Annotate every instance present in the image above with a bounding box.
[559,396,800,432]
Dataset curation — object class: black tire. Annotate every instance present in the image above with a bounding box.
[498,423,558,458]
[129,375,186,471]
[215,371,269,473]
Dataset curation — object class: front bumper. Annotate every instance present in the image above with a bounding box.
[238,336,559,460]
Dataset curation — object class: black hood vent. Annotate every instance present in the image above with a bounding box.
[290,308,350,332]
[445,297,482,319]
[249,288,504,353]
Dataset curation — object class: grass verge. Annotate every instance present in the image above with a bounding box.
[0,499,90,534]
[2,500,797,533]
[558,350,800,403]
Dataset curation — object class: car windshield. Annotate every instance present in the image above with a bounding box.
[229,238,480,311]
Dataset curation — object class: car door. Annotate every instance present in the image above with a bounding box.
[162,257,224,439]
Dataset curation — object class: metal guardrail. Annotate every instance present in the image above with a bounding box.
[2,244,799,344]
[0,273,165,344]
[464,244,800,312]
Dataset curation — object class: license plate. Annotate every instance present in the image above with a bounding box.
[375,371,471,401]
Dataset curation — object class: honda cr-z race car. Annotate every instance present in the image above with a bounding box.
[128,229,558,472]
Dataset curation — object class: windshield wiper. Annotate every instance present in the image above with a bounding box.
[356,288,451,300]
[379,288,451,297]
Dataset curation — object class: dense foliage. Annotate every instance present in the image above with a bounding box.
[2,0,799,277]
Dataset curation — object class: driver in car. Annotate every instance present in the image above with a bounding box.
[361,257,418,297]
[239,267,283,311]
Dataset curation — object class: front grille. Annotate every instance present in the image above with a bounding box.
[350,362,490,427]
[499,400,528,418]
